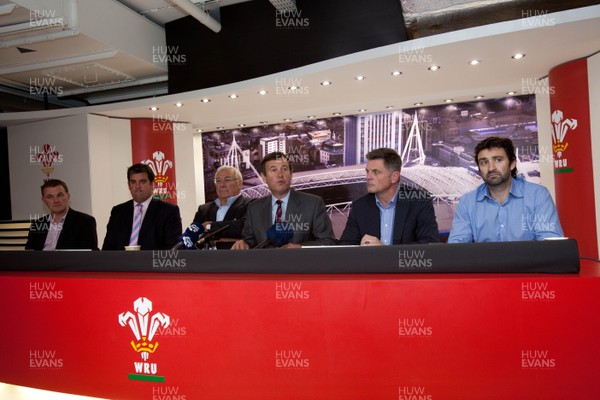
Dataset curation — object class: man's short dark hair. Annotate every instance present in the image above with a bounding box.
[474,137,517,178]
[260,152,292,175]
[41,179,68,195]
[127,163,155,182]
[366,148,402,173]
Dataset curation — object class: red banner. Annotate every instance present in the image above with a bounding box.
[1,265,600,399]
[549,58,598,258]
[131,119,178,204]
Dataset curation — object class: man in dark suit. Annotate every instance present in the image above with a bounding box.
[232,152,336,249]
[26,179,98,250]
[102,163,182,250]
[339,148,439,246]
[191,165,252,249]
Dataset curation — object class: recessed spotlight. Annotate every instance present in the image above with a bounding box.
[175,102,183,107]
[414,102,423,106]
[259,121,268,124]
[283,118,292,122]
[320,80,332,86]
[468,59,481,66]
[332,112,341,116]
[258,90,267,95]
[289,86,299,90]
[307,115,316,119]
[386,106,394,109]
[239,124,246,127]
[229,94,238,99]
[149,106,158,111]
[474,95,484,99]
[444,99,453,103]
[196,128,203,133]
[506,91,517,95]
[355,75,366,81]
[216,126,224,130]
[201,98,210,103]
[391,71,402,76]
[512,53,526,60]
[428,65,441,71]
[358,109,367,112]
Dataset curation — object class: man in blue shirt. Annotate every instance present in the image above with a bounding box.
[339,148,439,246]
[448,137,564,243]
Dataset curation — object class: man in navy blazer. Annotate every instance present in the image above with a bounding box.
[232,152,336,249]
[192,165,253,248]
[26,179,98,250]
[102,163,182,250]
[339,148,439,246]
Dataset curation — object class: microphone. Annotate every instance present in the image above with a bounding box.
[195,224,230,247]
[254,223,294,249]
[171,222,204,250]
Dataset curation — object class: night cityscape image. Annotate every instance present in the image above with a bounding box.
[202,94,540,236]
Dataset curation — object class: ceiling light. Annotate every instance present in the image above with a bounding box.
[149,106,158,111]
[239,124,246,127]
[386,106,394,109]
[428,65,441,71]
[474,95,484,99]
[320,81,332,86]
[507,91,517,95]
[391,71,402,76]
[196,129,203,133]
[175,102,183,107]
[468,59,481,66]
[201,98,210,103]
[444,99,453,103]
[229,94,238,99]
[332,112,341,116]
[307,115,316,119]
[258,90,267,95]
[355,75,366,81]
[289,86,299,90]
[414,102,423,106]
[216,126,224,130]
[260,121,268,124]
[283,118,292,122]
[512,53,526,60]
[358,109,367,112]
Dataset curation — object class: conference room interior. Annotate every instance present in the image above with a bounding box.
[1,0,600,398]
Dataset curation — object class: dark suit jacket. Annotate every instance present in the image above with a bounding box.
[102,198,182,250]
[25,208,98,250]
[241,190,336,248]
[192,195,253,240]
[339,187,439,245]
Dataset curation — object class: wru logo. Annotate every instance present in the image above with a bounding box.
[119,297,170,361]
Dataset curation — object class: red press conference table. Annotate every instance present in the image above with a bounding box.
[0,241,598,400]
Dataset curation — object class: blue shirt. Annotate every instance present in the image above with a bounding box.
[375,185,400,245]
[271,192,291,223]
[448,177,564,243]
[213,194,240,222]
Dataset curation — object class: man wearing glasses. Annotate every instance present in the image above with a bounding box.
[191,165,253,248]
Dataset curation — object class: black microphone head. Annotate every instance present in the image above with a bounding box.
[179,222,204,249]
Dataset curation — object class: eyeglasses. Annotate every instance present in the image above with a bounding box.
[214,177,239,184]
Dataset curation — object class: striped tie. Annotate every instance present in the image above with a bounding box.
[129,203,143,246]
[274,200,283,223]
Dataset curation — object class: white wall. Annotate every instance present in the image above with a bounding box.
[8,114,92,220]
[588,51,600,254]
[8,113,201,244]
[173,123,199,227]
